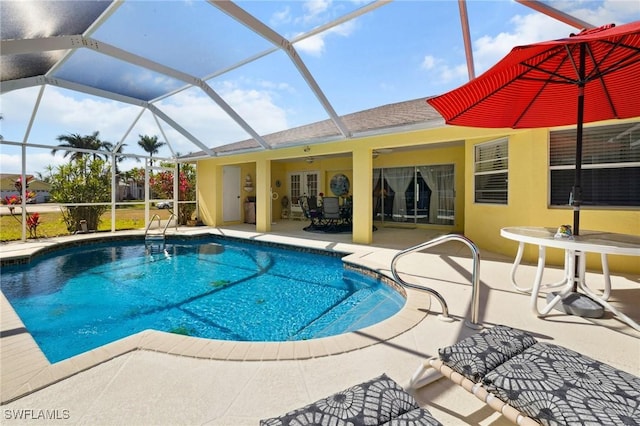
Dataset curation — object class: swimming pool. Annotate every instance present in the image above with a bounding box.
[1,236,405,363]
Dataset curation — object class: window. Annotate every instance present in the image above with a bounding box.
[474,138,508,204]
[550,122,640,207]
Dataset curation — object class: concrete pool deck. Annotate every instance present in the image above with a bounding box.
[1,223,639,425]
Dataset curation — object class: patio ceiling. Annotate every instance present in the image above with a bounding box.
[1,1,596,165]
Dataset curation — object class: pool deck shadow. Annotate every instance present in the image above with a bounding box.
[1,223,638,425]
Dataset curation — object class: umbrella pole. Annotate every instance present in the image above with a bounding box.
[554,43,602,318]
[572,43,585,239]
[571,44,586,293]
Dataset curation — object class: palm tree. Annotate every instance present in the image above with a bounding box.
[52,131,112,162]
[137,135,166,166]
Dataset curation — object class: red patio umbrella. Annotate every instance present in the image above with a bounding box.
[427,21,640,236]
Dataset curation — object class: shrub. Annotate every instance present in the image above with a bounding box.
[49,158,111,232]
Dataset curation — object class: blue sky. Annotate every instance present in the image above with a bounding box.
[1,0,639,176]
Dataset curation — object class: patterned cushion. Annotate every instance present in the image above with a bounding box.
[260,374,441,426]
[438,325,538,382]
[482,342,640,426]
[382,408,442,425]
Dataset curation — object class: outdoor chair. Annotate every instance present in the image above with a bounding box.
[260,374,441,425]
[410,325,640,426]
[321,196,341,229]
[289,199,304,220]
[301,196,324,230]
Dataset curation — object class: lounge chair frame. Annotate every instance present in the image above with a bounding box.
[410,358,539,426]
[409,325,640,426]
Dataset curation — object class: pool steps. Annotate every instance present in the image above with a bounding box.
[292,271,403,340]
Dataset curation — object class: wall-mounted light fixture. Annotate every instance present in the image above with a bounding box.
[244,174,254,192]
[305,157,314,164]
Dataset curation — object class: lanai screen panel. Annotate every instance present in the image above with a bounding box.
[52,49,186,102]
[0,1,113,81]
[91,1,275,79]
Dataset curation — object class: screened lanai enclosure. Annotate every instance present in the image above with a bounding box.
[1,1,610,240]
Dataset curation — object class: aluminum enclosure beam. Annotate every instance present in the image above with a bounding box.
[1,35,269,150]
[515,0,595,30]
[212,0,352,139]
[147,104,215,156]
[458,0,475,80]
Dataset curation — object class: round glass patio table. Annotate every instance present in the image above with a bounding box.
[500,226,640,331]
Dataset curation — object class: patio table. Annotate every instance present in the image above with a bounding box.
[500,226,640,331]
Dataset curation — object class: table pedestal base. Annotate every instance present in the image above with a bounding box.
[547,291,604,318]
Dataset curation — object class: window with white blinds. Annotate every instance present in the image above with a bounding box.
[550,122,640,207]
[474,138,508,204]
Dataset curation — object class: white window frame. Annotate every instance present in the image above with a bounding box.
[474,138,508,205]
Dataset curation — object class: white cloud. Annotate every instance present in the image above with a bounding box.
[472,13,572,74]
[421,1,639,87]
[421,55,437,70]
[294,20,356,57]
[420,55,468,85]
[270,6,292,26]
[471,3,640,75]
[294,34,327,56]
[302,0,332,24]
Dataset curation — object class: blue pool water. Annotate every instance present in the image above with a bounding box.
[1,237,404,363]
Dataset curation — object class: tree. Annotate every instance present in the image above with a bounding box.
[149,163,196,225]
[137,135,166,166]
[52,131,113,163]
[49,157,111,232]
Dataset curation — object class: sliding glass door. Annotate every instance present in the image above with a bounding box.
[373,165,454,226]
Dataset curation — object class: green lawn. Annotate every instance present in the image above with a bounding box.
[0,205,174,242]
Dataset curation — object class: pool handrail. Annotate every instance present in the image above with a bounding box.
[390,233,482,329]
[145,213,176,238]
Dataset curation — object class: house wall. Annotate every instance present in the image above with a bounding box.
[464,124,640,275]
[196,119,639,274]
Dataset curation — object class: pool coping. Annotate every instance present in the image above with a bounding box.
[0,228,432,404]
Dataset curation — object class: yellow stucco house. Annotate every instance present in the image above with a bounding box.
[189,98,639,274]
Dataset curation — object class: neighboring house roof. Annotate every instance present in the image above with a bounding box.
[184,97,444,158]
[0,174,51,191]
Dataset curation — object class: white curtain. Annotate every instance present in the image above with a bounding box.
[418,166,438,223]
[440,167,455,224]
[384,167,414,219]
[372,169,381,218]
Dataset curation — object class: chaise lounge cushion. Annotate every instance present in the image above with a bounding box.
[482,342,640,426]
[438,325,537,382]
[260,373,441,426]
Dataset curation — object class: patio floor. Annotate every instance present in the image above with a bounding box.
[1,221,638,425]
